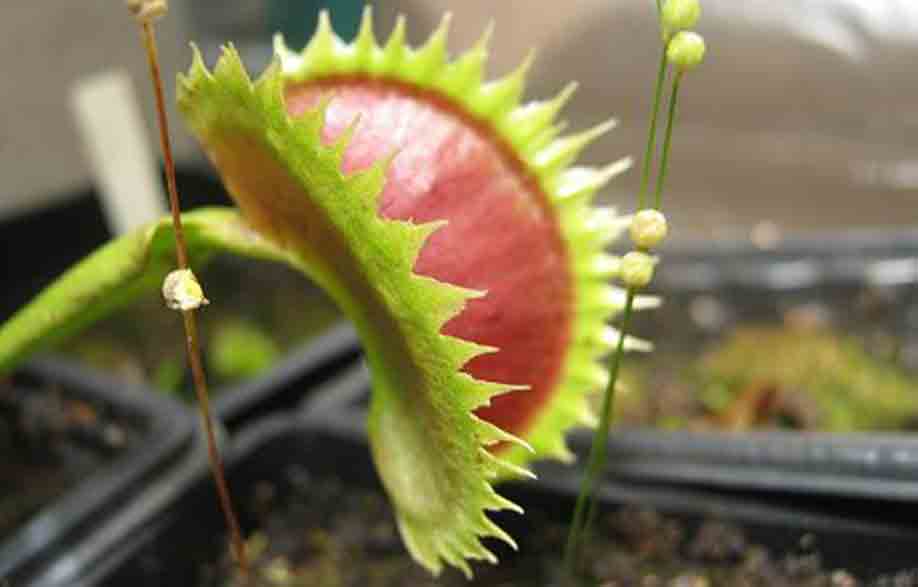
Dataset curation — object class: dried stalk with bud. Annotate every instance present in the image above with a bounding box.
[127,0,249,576]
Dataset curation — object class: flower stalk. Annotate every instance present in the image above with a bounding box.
[129,0,249,577]
[563,0,706,580]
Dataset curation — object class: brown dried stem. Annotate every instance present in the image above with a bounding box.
[136,18,249,577]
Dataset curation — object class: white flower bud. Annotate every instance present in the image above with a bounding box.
[162,269,209,311]
[127,0,168,24]
[661,0,701,41]
[667,31,706,73]
[630,209,669,249]
[620,251,658,289]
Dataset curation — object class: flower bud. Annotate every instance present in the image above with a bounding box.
[630,209,669,249]
[620,251,658,289]
[661,0,701,41]
[127,0,168,24]
[667,31,706,72]
[162,269,209,311]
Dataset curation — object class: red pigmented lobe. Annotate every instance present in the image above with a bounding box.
[285,79,573,441]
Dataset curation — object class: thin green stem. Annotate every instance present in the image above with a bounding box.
[655,0,662,15]
[654,73,682,210]
[563,4,689,582]
[638,50,669,209]
[563,23,669,582]
[562,289,637,581]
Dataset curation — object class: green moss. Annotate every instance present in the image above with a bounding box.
[611,325,918,432]
[697,325,918,432]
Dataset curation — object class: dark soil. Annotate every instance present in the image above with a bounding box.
[205,467,918,587]
[614,282,918,433]
[0,378,135,539]
[61,255,340,401]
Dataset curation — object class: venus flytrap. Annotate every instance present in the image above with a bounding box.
[0,7,657,578]
[564,0,706,580]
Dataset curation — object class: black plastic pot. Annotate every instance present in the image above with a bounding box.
[212,322,361,433]
[575,229,918,501]
[0,357,193,585]
[1,170,364,584]
[297,357,370,416]
[48,406,918,586]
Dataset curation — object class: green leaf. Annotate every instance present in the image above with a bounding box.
[0,207,291,375]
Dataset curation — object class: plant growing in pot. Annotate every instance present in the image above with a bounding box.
[75,412,918,587]
[3,0,655,576]
[568,229,918,501]
[0,354,192,585]
[4,1,915,585]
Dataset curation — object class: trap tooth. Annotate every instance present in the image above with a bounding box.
[633,294,663,310]
[353,5,377,63]
[567,361,610,390]
[254,56,284,101]
[272,32,293,61]
[558,206,631,256]
[588,284,632,314]
[474,416,534,452]
[525,119,568,158]
[408,13,451,83]
[554,158,633,206]
[380,15,407,73]
[303,11,340,73]
[534,118,618,176]
[183,43,210,87]
[480,448,536,480]
[576,253,622,279]
[585,207,632,245]
[330,113,364,164]
[439,28,491,96]
[484,489,525,516]
[441,334,498,372]
[544,435,576,462]
[463,379,527,411]
[212,45,251,87]
[510,81,577,147]
[438,539,472,579]
[479,516,519,551]
[600,326,655,353]
[474,50,535,118]
[472,21,495,58]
